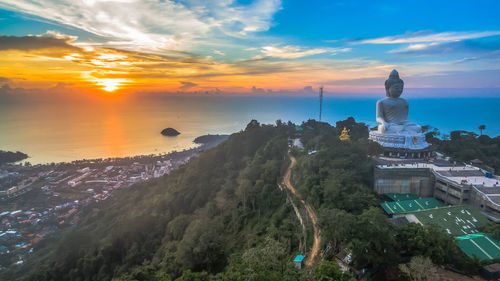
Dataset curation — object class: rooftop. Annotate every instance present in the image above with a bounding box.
[294,255,304,262]
[475,187,500,195]
[489,197,500,205]
[405,205,489,236]
[435,170,484,177]
[376,159,499,188]
[380,197,441,215]
[472,186,500,208]
[384,193,419,202]
[456,233,500,260]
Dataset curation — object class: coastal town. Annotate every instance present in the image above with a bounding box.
[0,135,228,269]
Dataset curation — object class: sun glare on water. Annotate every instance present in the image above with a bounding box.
[97,79,126,92]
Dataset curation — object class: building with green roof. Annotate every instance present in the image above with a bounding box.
[456,233,500,260]
[380,197,441,215]
[384,193,420,202]
[405,205,489,236]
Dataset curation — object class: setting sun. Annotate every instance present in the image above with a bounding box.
[96,78,126,92]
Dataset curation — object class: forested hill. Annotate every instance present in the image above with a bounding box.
[4,119,477,281]
[6,120,297,280]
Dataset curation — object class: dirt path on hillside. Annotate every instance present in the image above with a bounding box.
[283,154,297,194]
[283,152,321,266]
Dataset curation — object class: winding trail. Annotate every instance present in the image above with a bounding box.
[283,152,321,266]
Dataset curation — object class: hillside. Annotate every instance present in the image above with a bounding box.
[3,119,479,281]
[4,120,298,280]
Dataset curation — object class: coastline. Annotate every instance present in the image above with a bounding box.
[2,97,500,165]
[0,134,228,268]
[5,134,229,167]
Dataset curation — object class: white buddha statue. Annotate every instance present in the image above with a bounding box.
[376,69,421,134]
[369,69,430,152]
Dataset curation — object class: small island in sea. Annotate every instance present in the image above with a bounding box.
[161,127,180,136]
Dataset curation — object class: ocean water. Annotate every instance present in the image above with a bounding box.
[1,95,499,164]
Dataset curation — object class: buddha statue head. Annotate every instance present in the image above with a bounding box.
[385,69,404,98]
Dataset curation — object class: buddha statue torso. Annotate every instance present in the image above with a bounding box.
[377,97,409,124]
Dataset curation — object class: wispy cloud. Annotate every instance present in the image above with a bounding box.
[0,0,281,52]
[260,45,350,59]
[359,30,500,44]
[389,39,500,56]
[213,50,225,56]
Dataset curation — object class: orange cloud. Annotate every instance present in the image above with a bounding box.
[0,34,450,95]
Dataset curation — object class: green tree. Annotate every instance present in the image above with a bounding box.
[396,223,464,265]
[314,261,355,281]
[113,265,171,281]
[224,238,290,281]
[175,219,225,273]
[481,222,500,239]
[350,207,399,271]
[175,270,210,281]
[319,209,355,252]
[282,263,301,281]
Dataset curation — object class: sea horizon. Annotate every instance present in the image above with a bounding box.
[2,95,500,165]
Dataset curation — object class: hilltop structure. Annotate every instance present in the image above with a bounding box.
[367,70,500,221]
[369,70,432,158]
[373,157,500,222]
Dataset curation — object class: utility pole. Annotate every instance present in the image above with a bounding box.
[319,86,323,121]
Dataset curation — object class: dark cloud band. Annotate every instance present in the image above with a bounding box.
[0,35,79,51]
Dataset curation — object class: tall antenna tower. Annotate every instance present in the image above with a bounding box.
[319,86,323,121]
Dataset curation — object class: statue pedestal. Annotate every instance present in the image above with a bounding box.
[369,131,433,159]
[369,131,429,150]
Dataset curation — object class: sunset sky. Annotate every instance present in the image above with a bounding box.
[0,0,499,96]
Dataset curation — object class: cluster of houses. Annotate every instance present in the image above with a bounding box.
[0,151,197,268]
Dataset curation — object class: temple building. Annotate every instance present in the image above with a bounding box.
[369,70,500,222]
[373,157,500,222]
